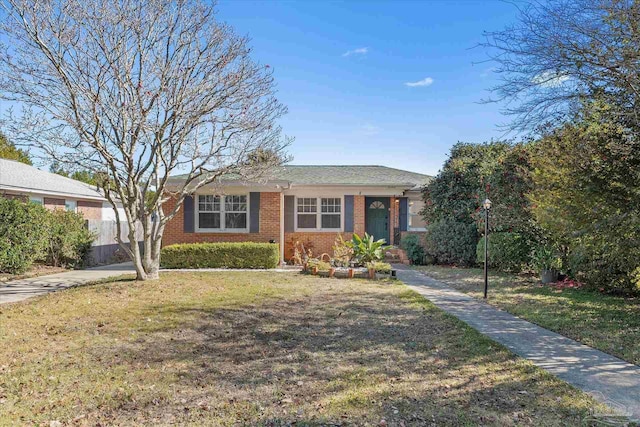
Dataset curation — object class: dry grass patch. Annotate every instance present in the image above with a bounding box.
[0,272,604,426]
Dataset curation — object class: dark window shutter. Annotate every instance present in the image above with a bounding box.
[183,195,194,233]
[249,192,260,233]
[284,195,295,232]
[399,197,408,232]
[344,195,354,232]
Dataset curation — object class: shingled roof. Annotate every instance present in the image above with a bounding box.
[274,165,431,189]
[0,158,105,200]
[170,165,431,190]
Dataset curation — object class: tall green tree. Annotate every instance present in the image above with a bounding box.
[421,141,535,266]
[529,103,640,292]
[0,133,30,165]
[422,141,535,234]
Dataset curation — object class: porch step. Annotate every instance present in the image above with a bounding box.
[384,248,409,264]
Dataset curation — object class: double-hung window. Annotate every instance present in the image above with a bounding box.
[224,195,248,229]
[197,194,247,231]
[296,197,342,230]
[321,198,341,229]
[198,195,221,229]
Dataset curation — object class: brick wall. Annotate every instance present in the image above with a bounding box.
[284,195,367,260]
[354,195,365,235]
[78,200,102,220]
[44,197,65,210]
[162,192,281,247]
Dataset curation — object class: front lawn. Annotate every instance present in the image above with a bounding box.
[413,265,640,366]
[0,272,606,425]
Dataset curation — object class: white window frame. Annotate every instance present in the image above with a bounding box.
[195,194,249,233]
[295,196,343,232]
[408,200,427,232]
[65,199,77,212]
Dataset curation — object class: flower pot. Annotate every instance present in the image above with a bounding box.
[368,268,376,279]
[312,266,318,275]
[348,268,354,278]
[329,268,335,278]
[540,269,559,284]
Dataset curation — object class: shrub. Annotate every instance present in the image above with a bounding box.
[424,219,478,266]
[44,210,95,268]
[400,234,425,265]
[566,237,640,294]
[476,232,533,273]
[161,242,280,269]
[0,197,49,273]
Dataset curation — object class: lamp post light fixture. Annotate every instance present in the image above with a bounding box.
[483,198,492,299]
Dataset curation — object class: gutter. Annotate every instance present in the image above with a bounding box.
[0,184,106,202]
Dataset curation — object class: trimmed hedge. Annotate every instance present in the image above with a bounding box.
[476,232,532,273]
[161,242,280,269]
[424,219,478,266]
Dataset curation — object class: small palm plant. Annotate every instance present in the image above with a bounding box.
[347,233,390,265]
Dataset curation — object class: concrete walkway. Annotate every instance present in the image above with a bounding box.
[395,266,640,420]
[0,262,135,305]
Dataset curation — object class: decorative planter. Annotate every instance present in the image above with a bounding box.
[368,268,376,279]
[311,266,318,275]
[348,268,354,278]
[540,269,559,284]
[329,268,335,278]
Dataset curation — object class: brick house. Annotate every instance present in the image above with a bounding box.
[0,158,109,219]
[164,165,431,263]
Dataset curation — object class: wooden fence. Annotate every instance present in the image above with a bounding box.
[86,219,143,265]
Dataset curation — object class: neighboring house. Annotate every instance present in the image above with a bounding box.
[0,158,132,264]
[164,165,431,263]
[0,158,108,218]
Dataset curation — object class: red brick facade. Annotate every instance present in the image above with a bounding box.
[78,200,102,220]
[162,193,414,263]
[44,197,65,210]
[162,192,281,247]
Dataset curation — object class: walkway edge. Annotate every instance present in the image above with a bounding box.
[395,266,640,421]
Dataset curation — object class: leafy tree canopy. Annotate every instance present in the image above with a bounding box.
[0,132,30,165]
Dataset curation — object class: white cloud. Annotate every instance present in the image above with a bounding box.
[359,123,381,136]
[405,77,434,87]
[532,71,570,88]
[342,47,369,57]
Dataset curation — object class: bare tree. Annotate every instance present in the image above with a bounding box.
[0,0,290,280]
[483,0,640,132]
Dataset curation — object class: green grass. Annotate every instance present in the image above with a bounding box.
[413,265,640,366]
[0,271,609,425]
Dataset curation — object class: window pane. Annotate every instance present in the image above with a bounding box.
[225,212,247,229]
[321,214,340,229]
[297,214,316,228]
[410,215,427,229]
[321,198,341,213]
[198,195,220,212]
[297,198,317,213]
[65,200,77,212]
[225,195,247,212]
[199,212,220,229]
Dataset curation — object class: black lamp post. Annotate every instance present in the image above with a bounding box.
[483,198,492,299]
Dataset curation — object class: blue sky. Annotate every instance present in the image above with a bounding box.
[217,0,522,176]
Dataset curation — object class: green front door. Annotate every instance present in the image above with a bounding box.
[365,197,389,243]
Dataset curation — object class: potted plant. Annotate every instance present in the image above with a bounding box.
[531,245,562,284]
